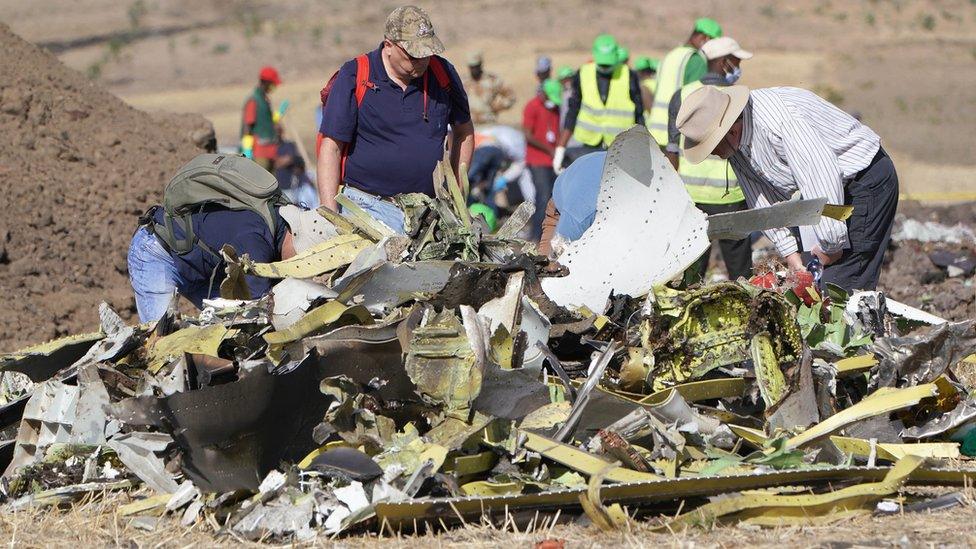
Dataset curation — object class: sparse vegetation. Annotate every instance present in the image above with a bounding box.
[212,42,230,55]
[921,13,936,31]
[813,84,844,106]
[865,12,876,26]
[760,5,776,18]
[127,0,148,29]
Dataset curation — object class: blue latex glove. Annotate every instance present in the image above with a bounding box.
[491,175,508,194]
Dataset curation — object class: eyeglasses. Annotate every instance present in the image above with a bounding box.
[390,40,427,62]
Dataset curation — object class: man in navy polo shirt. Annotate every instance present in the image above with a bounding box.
[317,5,474,233]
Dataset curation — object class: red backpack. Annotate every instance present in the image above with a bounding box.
[316,54,452,176]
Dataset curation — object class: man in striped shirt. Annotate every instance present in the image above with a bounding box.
[676,85,899,292]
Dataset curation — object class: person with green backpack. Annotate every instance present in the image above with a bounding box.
[127,154,336,322]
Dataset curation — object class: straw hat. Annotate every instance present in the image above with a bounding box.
[676,85,750,164]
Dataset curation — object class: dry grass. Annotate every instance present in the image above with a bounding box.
[5,486,976,547]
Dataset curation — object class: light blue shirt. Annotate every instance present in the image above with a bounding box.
[553,152,605,240]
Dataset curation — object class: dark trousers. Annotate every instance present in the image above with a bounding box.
[527,165,556,240]
[822,147,898,292]
[693,201,754,281]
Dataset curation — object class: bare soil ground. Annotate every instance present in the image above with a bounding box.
[0,23,212,350]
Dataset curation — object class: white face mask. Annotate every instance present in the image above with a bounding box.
[724,64,742,85]
[544,100,556,109]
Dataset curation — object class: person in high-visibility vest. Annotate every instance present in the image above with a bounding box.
[647,17,722,148]
[553,34,644,172]
[667,37,754,281]
[634,56,659,120]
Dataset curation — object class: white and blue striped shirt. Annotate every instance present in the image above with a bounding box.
[730,87,881,256]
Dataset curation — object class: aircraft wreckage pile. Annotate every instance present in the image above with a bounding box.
[2,128,976,540]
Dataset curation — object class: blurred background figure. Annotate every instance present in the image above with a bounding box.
[274,134,318,208]
[465,51,516,124]
[522,78,562,240]
[648,17,722,149]
[634,55,659,119]
[240,65,282,171]
[535,55,552,92]
[554,34,644,170]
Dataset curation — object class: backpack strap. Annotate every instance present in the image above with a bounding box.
[428,56,451,90]
[340,54,375,180]
[354,54,374,106]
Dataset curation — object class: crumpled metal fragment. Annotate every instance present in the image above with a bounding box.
[870,319,976,389]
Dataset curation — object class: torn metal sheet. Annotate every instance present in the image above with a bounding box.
[520,430,659,483]
[830,436,960,461]
[870,320,976,389]
[244,234,371,279]
[901,396,976,439]
[404,308,483,412]
[541,126,709,311]
[0,331,103,382]
[71,363,112,445]
[111,358,333,492]
[305,447,383,482]
[660,455,923,530]
[264,301,372,351]
[767,348,820,431]
[705,197,828,242]
[146,325,238,374]
[638,378,748,406]
[106,432,180,494]
[477,272,524,335]
[373,464,976,526]
[554,342,620,441]
[470,361,549,420]
[519,297,551,374]
[785,382,939,450]
[302,322,416,404]
[271,278,337,331]
[334,260,457,315]
[848,291,948,326]
[4,379,79,477]
[621,283,802,393]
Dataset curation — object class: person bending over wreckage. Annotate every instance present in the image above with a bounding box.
[676,85,898,292]
[128,154,334,323]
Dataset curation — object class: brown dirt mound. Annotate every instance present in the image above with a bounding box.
[880,202,976,321]
[0,23,212,351]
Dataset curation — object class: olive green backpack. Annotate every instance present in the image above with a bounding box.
[150,154,291,256]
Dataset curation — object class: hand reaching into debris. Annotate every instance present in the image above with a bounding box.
[784,252,805,271]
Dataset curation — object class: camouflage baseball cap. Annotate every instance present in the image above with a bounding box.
[384,5,445,58]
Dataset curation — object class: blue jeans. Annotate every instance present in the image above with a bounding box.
[127,227,181,322]
[341,186,406,234]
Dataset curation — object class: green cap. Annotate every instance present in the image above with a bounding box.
[542,78,562,106]
[694,17,723,38]
[616,46,630,65]
[592,34,619,66]
[557,65,575,80]
[634,56,659,72]
[469,203,497,232]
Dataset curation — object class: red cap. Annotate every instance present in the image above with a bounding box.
[259,66,282,85]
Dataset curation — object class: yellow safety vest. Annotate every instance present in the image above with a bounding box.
[573,63,636,147]
[641,77,656,99]
[648,46,695,147]
[677,81,744,204]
